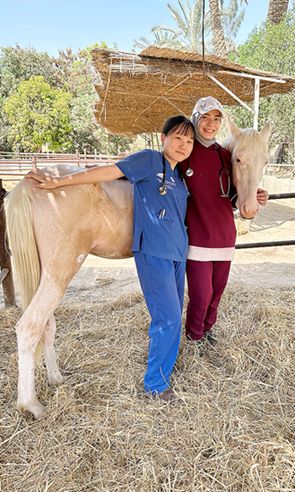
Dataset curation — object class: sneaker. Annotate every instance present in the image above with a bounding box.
[204,331,217,346]
[187,335,203,345]
[146,388,177,403]
[158,388,177,402]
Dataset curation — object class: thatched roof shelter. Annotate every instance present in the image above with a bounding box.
[92,46,295,135]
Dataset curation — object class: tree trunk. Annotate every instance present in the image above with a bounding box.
[208,0,228,57]
[267,0,289,24]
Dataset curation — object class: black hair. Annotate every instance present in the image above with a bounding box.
[162,115,195,137]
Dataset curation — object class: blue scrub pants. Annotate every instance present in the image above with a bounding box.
[134,252,186,394]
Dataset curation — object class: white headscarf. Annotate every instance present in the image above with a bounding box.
[192,96,224,147]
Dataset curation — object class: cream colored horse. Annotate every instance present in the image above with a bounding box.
[4,120,272,419]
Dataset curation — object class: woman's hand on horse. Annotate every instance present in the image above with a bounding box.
[257,188,268,206]
[25,170,60,189]
[25,164,125,188]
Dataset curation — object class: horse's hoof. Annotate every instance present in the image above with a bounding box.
[17,401,47,420]
[48,372,64,386]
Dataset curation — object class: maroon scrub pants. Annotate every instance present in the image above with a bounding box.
[185,260,231,340]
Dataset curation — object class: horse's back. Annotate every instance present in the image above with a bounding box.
[27,165,134,261]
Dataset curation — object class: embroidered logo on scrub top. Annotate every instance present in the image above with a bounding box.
[156,173,176,190]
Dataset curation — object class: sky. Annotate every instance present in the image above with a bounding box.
[1,0,270,56]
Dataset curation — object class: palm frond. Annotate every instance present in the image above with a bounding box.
[167,2,189,34]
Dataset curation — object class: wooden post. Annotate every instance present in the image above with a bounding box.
[76,150,80,167]
[32,155,37,171]
[0,179,16,306]
[253,77,260,130]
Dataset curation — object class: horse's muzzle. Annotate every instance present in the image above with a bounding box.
[239,203,259,220]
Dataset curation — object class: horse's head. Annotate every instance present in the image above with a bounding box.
[225,119,272,219]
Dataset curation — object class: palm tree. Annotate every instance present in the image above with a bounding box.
[134,0,246,57]
[222,0,245,55]
[134,26,183,51]
[267,0,289,24]
[208,0,228,56]
[208,0,246,57]
[134,0,209,52]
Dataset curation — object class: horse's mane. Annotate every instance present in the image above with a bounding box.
[223,128,268,160]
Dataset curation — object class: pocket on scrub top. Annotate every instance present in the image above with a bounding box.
[157,214,175,238]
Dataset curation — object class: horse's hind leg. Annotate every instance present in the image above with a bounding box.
[43,315,64,386]
[16,281,64,419]
[17,319,48,419]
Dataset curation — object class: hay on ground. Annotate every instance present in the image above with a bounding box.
[0,286,294,491]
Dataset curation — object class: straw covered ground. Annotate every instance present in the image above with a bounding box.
[0,285,294,492]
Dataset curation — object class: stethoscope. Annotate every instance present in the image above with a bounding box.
[158,153,169,196]
[162,143,232,199]
[158,146,232,199]
[158,153,193,196]
[215,144,231,198]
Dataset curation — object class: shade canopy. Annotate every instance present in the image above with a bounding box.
[92,46,295,136]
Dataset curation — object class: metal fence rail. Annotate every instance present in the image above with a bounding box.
[236,239,295,249]
[236,192,295,249]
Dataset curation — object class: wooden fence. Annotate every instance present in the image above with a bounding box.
[0,151,123,183]
[0,151,294,184]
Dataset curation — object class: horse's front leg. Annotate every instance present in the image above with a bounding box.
[43,314,64,386]
[16,281,63,419]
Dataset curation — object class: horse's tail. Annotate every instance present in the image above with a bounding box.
[4,180,41,310]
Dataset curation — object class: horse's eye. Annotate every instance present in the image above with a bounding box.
[265,161,268,166]
[236,158,241,163]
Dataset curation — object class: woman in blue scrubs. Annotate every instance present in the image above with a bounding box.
[28,115,195,402]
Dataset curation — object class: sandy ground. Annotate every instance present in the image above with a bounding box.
[1,198,294,308]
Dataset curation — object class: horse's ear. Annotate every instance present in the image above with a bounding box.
[259,121,273,143]
[227,117,242,138]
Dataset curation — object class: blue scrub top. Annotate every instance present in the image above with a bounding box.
[116,149,188,262]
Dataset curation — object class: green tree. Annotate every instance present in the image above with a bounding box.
[3,75,72,152]
[56,45,134,154]
[0,45,60,99]
[55,47,100,152]
[0,42,132,154]
[227,4,295,155]
[0,45,62,150]
[0,43,134,154]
